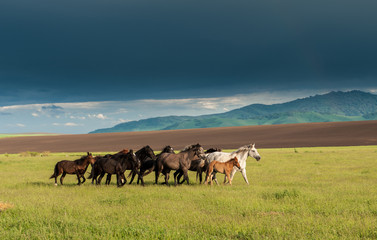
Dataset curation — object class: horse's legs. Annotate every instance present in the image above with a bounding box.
[204,171,210,185]
[121,172,127,186]
[60,172,66,185]
[229,167,241,181]
[225,171,232,185]
[197,169,203,184]
[76,172,82,185]
[80,175,86,184]
[136,169,146,186]
[155,164,162,184]
[116,173,121,187]
[105,174,111,185]
[129,171,137,184]
[140,175,145,186]
[239,168,249,185]
[164,170,170,185]
[209,172,214,186]
[97,173,105,185]
[91,169,96,184]
[175,170,183,185]
[211,172,219,185]
[183,169,189,185]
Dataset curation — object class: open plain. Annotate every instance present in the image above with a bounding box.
[1,121,377,239]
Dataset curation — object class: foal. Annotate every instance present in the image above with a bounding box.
[205,157,241,185]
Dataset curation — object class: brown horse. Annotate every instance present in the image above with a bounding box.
[205,157,241,185]
[155,143,205,185]
[50,152,95,185]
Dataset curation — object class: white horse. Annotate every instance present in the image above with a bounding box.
[205,144,261,185]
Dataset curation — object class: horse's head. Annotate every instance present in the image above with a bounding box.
[86,152,96,165]
[144,145,157,160]
[233,157,241,169]
[193,143,206,159]
[248,144,261,161]
[162,145,174,154]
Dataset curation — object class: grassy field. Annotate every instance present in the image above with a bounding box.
[0,134,59,139]
[0,146,377,239]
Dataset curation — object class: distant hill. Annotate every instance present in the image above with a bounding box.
[90,90,377,133]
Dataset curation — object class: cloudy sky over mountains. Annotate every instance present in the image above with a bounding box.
[1,0,377,133]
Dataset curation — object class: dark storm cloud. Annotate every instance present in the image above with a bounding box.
[1,0,377,105]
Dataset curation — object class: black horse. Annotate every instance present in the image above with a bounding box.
[128,145,157,185]
[155,144,205,185]
[134,145,174,186]
[90,150,139,187]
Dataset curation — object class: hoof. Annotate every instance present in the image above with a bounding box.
[54,183,58,186]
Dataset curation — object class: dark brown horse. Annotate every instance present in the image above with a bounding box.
[135,145,174,186]
[176,147,222,184]
[205,157,241,185]
[50,152,95,185]
[128,145,157,185]
[88,149,129,183]
[91,150,139,187]
[155,144,205,185]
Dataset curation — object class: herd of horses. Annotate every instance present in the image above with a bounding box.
[50,143,261,187]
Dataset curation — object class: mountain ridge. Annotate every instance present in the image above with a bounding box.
[90,90,377,133]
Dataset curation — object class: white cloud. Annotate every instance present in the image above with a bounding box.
[53,122,82,127]
[64,122,81,127]
[88,113,107,119]
[16,123,25,127]
[69,115,86,120]
[31,113,39,117]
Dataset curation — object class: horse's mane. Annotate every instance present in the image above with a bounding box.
[205,148,221,154]
[136,145,151,154]
[180,144,198,153]
[232,144,251,154]
[75,155,89,164]
[117,149,129,154]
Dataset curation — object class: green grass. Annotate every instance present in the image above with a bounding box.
[1,146,377,239]
[0,134,59,139]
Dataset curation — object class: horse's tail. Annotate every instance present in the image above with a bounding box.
[49,163,59,179]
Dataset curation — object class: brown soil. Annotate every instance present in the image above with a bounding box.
[1,120,377,153]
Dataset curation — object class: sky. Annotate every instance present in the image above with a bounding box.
[1,0,377,133]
